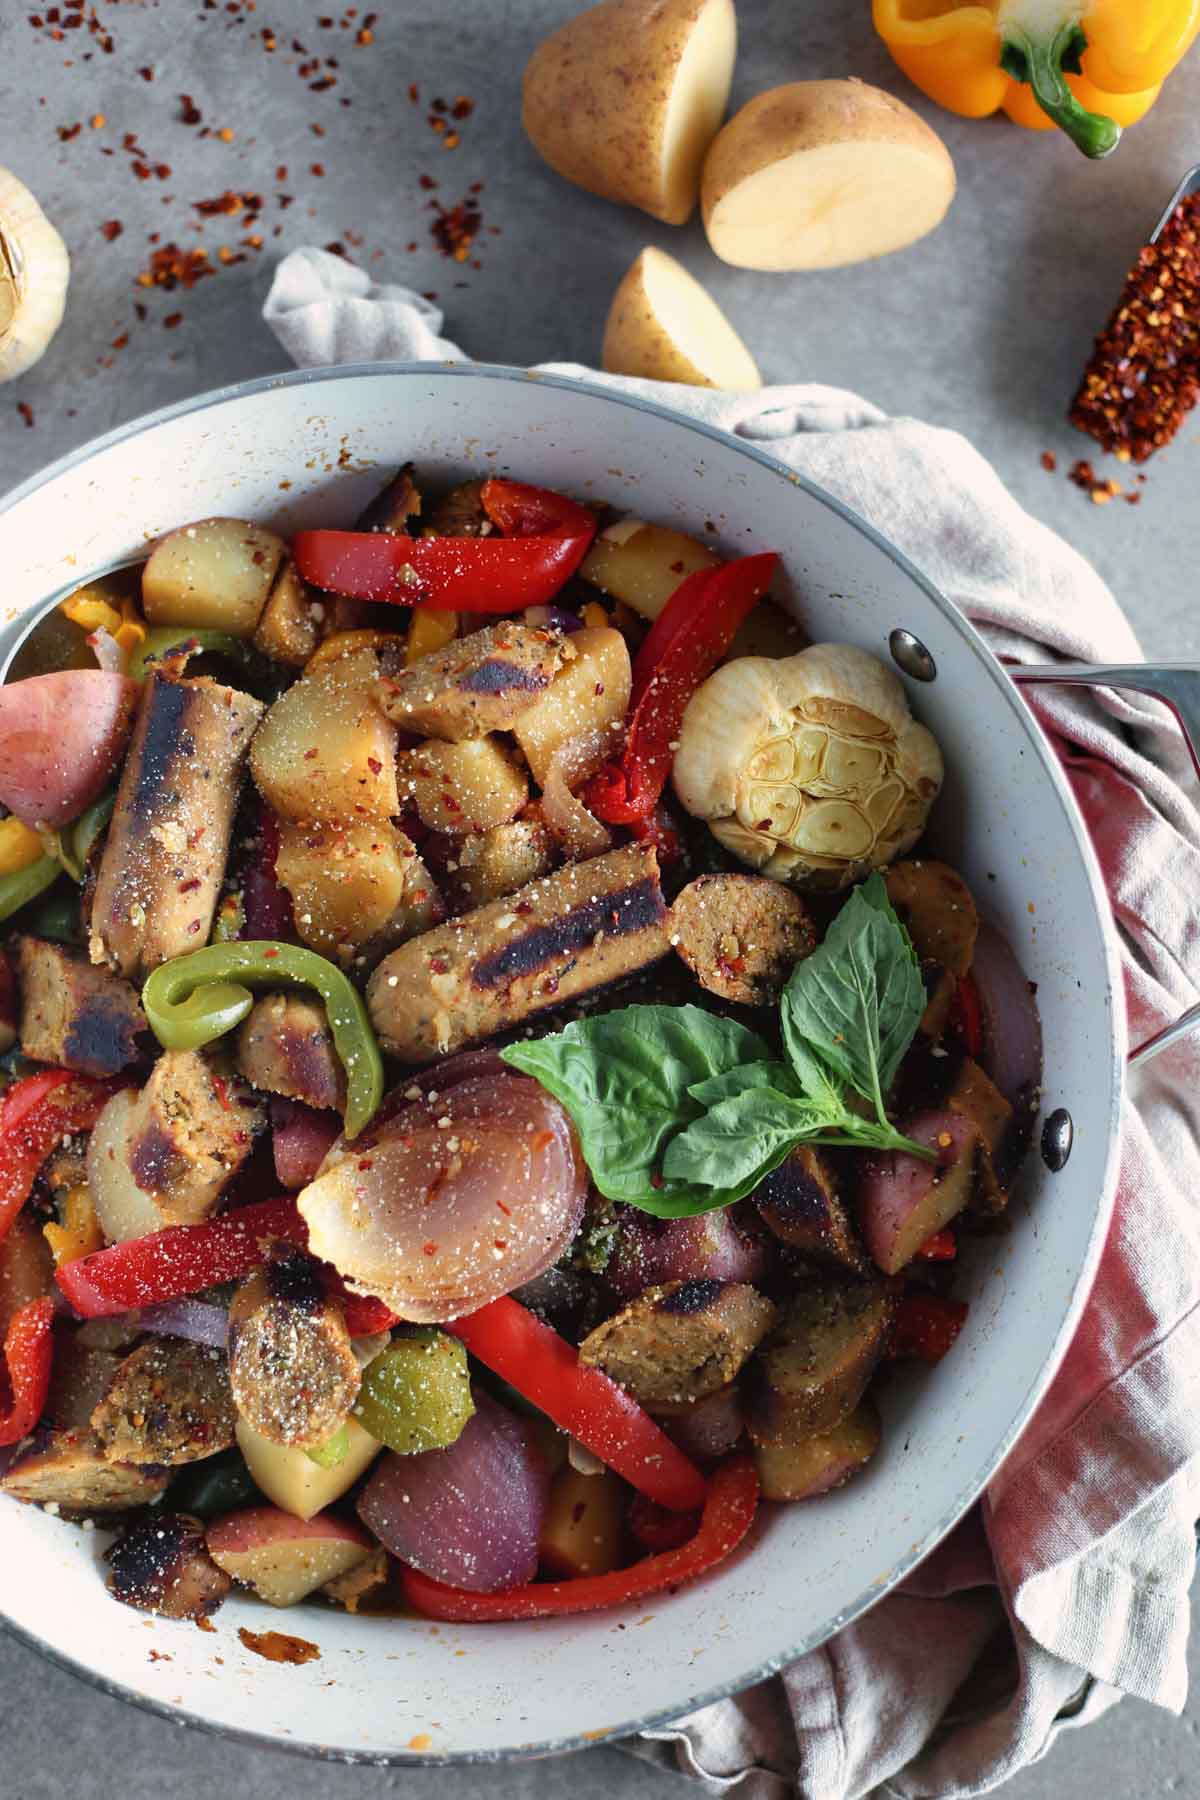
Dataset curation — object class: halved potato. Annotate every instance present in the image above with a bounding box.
[602,246,759,390]
[143,517,286,638]
[86,1088,164,1246]
[539,1466,627,1578]
[512,626,632,787]
[857,1109,980,1276]
[702,80,956,271]
[398,736,528,834]
[250,649,399,823]
[579,520,720,622]
[522,0,737,225]
[207,1504,375,1606]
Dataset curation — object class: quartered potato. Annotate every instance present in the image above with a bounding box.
[512,626,632,786]
[398,736,529,834]
[275,816,441,963]
[253,558,324,668]
[250,649,399,822]
[580,520,720,621]
[143,517,286,639]
[234,1416,382,1522]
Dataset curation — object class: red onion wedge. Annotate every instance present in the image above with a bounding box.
[857,1109,979,1276]
[136,1298,229,1350]
[358,1387,549,1592]
[651,1383,743,1463]
[270,1097,341,1190]
[605,1205,769,1303]
[298,1072,587,1322]
[970,921,1043,1184]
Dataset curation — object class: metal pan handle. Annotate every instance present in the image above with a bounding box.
[1009,661,1200,1071]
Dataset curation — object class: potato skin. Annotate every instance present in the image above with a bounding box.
[601,246,760,390]
[522,0,736,226]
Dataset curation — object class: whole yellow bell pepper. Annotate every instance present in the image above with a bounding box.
[873,1,1200,158]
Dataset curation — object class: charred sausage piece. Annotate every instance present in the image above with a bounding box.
[124,1050,264,1225]
[227,1254,361,1449]
[578,1279,776,1408]
[919,962,957,1039]
[0,945,17,1053]
[92,1336,237,1465]
[0,1429,170,1515]
[746,1277,894,1447]
[367,843,671,1063]
[375,622,572,741]
[754,1147,869,1275]
[108,1511,232,1620]
[883,860,978,978]
[44,1337,123,1432]
[253,559,323,669]
[236,992,346,1113]
[322,1544,390,1612]
[12,934,146,1076]
[355,463,423,535]
[90,671,265,978]
[428,478,488,538]
[448,817,557,911]
[669,874,816,1005]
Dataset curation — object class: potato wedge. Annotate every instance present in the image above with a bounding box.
[275,817,441,964]
[254,558,323,668]
[746,1277,894,1446]
[87,1087,170,1246]
[753,1399,880,1501]
[884,859,978,978]
[512,626,632,787]
[449,817,557,910]
[522,0,737,225]
[143,517,286,638]
[857,1108,980,1275]
[208,1504,375,1607]
[234,1416,381,1522]
[603,246,760,390]
[398,736,528,834]
[539,1466,627,1578]
[580,520,720,622]
[251,649,399,823]
[702,80,956,271]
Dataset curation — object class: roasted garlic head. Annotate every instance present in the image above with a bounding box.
[0,168,69,383]
[672,642,943,890]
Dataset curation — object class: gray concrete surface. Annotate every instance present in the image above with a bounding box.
[0,2,1197,1796]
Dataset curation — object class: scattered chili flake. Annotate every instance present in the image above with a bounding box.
[16,402,34,429]
[89,112,105,128]
[418,173,437,191]
[238,1629,319,1666]
[311,122,326,136]
[138,65,154,81]
[311,163,325,177]
[275,163,287,181]
[1070,192,1200,463]
[1039,450,1056,472]
[356,26,372,44]
[57,121,81,141]
[111,332,128,350]
[430,193,482,262]
[179,93,202,124]
[100,218,123,241]
[408,82,419,103]
[451,96,474,120]
[137,243,214,291]
[444,131,460,150]
[217,126,235,142]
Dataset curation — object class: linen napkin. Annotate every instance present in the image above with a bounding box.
[263,248,1200,1800]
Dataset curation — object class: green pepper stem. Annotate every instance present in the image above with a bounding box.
[1001,22,1120,159]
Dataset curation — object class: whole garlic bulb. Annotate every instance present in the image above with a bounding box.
[0,168,69,383]
[672,642,943,890]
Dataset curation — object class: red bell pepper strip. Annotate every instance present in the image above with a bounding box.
[0,1071,127,1253]
[586,553,778,825]
[948,974,983,1059]
[447,1296,707,1513]
[889,1292,968,1364]
[56,1196,308,1318]
[332,1286,399,1338]
[0,1296,55,1445]
[291,479,596,614]
[915,1228,958,1262]
[401,1454,757,1622]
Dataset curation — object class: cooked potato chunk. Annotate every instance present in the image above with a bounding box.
[375,622,571,741]
[579,1279,775,1408]
[235,1415,381,1522]
[275,817,441,965]
[580,520,720,621]
[87,1088,167,1245]
[883,860,978,978]
[397,736,528,834]
[92,1336,237,1465]
[250,648,400,823]
[253,558,323,668]
[450,817,557,910]
[143,517,286,639]
[236,992,346,1112]
[512,626,632,788]
[752,1400,881,1500]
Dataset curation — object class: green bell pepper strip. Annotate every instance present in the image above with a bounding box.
[0,856,62,925]
[127,627,253,683]
[141,941,383,1138]
[306,1422,352,1469]
[46,790,116,883]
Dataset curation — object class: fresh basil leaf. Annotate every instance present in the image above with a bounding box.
[687,1061,800,1109]
[781,877,924,1118]
[663,1088,824,1190]
[500,1004,768,1207]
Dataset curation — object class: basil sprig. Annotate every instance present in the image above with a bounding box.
[502,872,935,1219]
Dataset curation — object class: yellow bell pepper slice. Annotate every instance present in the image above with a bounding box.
[0,816,47,876]
[404,609,459,666]
[44,1186,104,1266]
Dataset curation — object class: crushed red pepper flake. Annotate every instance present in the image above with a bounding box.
[1071,193,1200,464]
[163,312,183,329]
[16,402,34,429]
[1039,450,1057,472]
[100,218,123,241]
[179,94,202,124]
[430,193,483,262]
